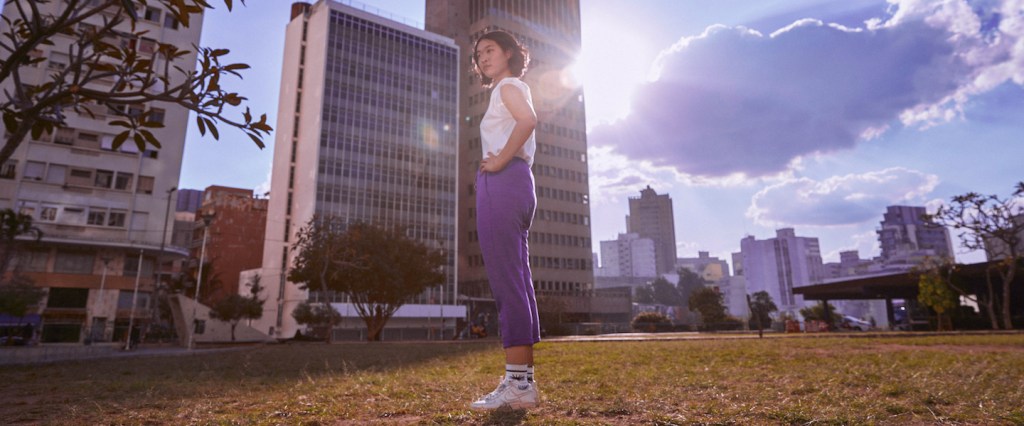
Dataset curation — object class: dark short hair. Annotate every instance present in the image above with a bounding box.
[472,30,530,87]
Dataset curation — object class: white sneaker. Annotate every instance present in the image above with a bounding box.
[469,377,539,410]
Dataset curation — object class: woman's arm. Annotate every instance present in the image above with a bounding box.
[480,83,537,173]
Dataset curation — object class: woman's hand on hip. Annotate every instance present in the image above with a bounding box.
[480,151,509,173]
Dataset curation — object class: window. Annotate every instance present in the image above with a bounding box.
[45,164,66,185]
[54,251,95,274]
[144,6,161,22]
[39,206,57,221]
[47,287,89,307]
[136,176,154,194]
[138,38,156,54]
[149,107,165,125]
[127,104,144,118]
[114,172,133,190]
[48,51,68,71]
[87,209,106,226]
[17,249,48,272]
[123,255,154,277]
[163,14,179,29]
[108,211,126,227]
[68,168,92,186]
[1,160,16,179]
[24,161,45,180]
[54,127,75,145]
[94,170,113,188]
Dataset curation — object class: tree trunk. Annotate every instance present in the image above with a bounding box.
[984,268,1001,330]
[1000,267,1015,330]
[230,322,237,341]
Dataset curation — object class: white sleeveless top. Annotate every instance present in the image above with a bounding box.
[480,77,536,166]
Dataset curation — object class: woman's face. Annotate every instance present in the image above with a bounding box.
[475,38,511,80]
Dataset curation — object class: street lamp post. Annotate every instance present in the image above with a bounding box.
[154,187,177,322]
[94,256,111,342]
[125,249,144,350]
[188,212,214,350]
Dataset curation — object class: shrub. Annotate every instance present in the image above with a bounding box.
[631,311,672,333]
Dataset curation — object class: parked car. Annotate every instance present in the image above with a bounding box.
[840,316,871,331]
[0,335,26,346]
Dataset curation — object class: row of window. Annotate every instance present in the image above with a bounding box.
[532,162,588,184]
[467,229,591,248]
[466,254,591,270]
[534,280,586,293]
[17,160,156,193]
[14,249,154,277]
[467,207,590,227]
[17,202,137,228]
[318,159,455,190]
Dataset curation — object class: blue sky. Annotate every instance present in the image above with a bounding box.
[181,0,1024,268]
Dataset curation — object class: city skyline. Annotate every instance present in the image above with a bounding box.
[179,0,1024,267]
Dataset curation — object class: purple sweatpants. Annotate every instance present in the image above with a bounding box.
[476,157,540,348]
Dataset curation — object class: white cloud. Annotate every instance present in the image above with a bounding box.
[588,0,1024,178]
[746,167,940,227]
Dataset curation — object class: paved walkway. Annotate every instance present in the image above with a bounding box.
[0,342,258,366]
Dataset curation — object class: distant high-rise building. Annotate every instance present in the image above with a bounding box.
[255,1,461,339]
[597,233,657,278]
[878,205,953,264]
[176,189,203,213]
[627,186,677,274]
[189,186,267,305]
[676,251,730,283]
[0,2,199,343]
[739,228,825,315]
[426,0,594,297]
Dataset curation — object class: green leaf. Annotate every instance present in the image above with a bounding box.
[2,112,18,132]
[108,120,133,128]
[204,118,219,140]
[112,131,130,149]
[133,133,146,151]
[139,129,162,148]
[211,48,230,57]
[196,115,206,136]
[247,132,266,149]
[140,120,164,129]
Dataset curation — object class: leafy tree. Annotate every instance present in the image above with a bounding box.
[208,294,249,341]
[800,302,840,329]
[747,291,778,338]
[291,301,341,341]
[289,219,446,342]
[634,284,655,304]
[207,274,264,341]
[915,258,960,331]
[689,287,727,326]
[631,311,671,332]
[0,208,42,273]
[676,267,707,307]
[651,276,683,306]
[0,275,45,345]
[0,0,272,165]
[929,182,1024,329]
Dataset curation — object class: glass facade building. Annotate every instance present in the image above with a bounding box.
[257,1,459,339]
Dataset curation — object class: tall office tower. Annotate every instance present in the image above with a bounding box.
[426,1,594,297]
[255,1,460,339]
[627,185,677,274]
[0,3,198,343]
[877,205,953,264]
[739,228,825,315]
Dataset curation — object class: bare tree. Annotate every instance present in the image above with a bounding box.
[0,0,271,164]
[929,182,1024,329]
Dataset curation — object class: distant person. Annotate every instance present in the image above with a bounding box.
[468,30,540,411]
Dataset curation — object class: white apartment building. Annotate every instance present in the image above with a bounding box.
[738,228,825,316]
[597,233,657,278]
[0,2,197,343]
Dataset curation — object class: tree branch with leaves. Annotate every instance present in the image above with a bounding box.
[0,0,271,164]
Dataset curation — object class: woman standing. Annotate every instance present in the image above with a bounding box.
[468,30,540,410]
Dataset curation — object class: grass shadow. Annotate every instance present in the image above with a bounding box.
[482,407,528,425]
